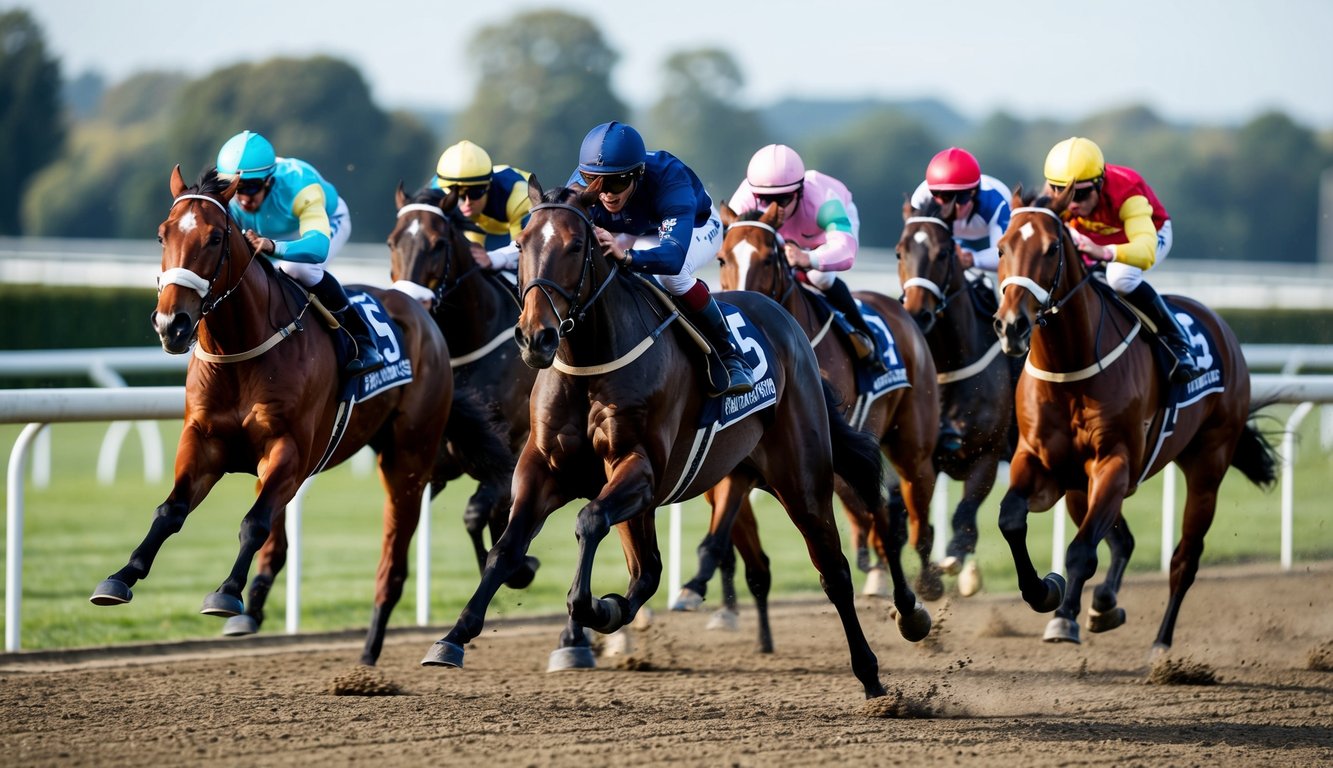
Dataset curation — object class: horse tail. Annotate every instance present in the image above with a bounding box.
[442,387,516,485]
[821,379,885,511]
[1231,400,1281,490]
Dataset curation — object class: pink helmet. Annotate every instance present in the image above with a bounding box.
[925,147,981,191]
[746,144,806,194]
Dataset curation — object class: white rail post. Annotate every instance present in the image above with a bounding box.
[416,487,431,626]
[931,474,948,561]
[667,502,682,602]
[1051,498,1067,576]
[285,478,313,634]
[5,423,45,652]
[1161,465,1177,573]
[1281,402,1314,571]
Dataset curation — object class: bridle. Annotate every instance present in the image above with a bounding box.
[725,219,794,304]
[899,215,967,316]
[391,203,486,311]
[999,206,1095,327]
[521,202,620,338]
[157,193,258,319]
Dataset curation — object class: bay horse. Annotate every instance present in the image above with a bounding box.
[387,183,538,585]
[992,185,1278,654]
[679,203,941,617]
[421,179,931,699]
[897,199,1018,597]
[88,166,459,666]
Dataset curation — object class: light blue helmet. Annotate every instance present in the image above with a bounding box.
[577,121,646,175]
[216,130,276,180]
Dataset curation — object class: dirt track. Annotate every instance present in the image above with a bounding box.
[2,563,1330,767]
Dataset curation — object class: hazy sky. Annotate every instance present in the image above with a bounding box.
[19,0,1333,129]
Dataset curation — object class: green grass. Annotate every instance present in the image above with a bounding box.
[1,407,1330,651]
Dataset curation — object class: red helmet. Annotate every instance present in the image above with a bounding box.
[925,147,981,191]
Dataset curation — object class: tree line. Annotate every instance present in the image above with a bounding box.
[4,7,1330,261]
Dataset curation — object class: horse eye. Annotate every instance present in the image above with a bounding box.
[208,231,223,246]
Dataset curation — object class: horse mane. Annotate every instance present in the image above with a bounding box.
[1018,188,1053,208]
[914,197,946,219]
[734,208,765,223]
[540,185,585,205]
[193,167,231,197]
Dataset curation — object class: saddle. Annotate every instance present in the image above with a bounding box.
[798,284,872,361]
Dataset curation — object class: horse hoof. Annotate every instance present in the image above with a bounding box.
[896,601,933,643]
[632,606,655,630]
[222,614,259,636]
[861,567,890,598]
[603,628,634,657]
[957,559,983,597]
[670,588,704,611]
[420,640,465,668]
[939,556,962,576]
[1148,642,1171,662]
[705,608,739,632]
[1043,617,1081,643]
[1036,573,1066,613]
[89,579,132,606]
[915,566,946,602]
[1087,606,1127,633]
[547,645,596,672]
[199,592,243,617]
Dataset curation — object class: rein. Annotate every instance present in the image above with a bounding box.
[522,202,620,337]
[160,193,305,364]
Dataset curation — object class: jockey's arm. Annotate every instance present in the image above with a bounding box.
[272,183,333,264]
[804,198,857,272]
[1108,194,1158,269]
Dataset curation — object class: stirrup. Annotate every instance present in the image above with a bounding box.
[719,358,755,396]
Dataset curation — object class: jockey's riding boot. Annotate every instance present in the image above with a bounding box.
[1124,282,1201,385]
[688,296,755,397]
[311,273,385,375]
[823,277,888,373]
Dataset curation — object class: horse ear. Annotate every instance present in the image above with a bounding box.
[1049,181,1075,215]
[395,181,409,209]
[526,174,544,206]
[578,178,601,209]
[441,187,459,212]
[760,201,781,225]
[220,172,239,203]
[901,196,914,221]
[170,165,187,197]
[719,202,737,227]
[1010,183,1025,211]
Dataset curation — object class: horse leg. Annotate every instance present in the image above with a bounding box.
[1046,456,1129,644]
[1089,509,1135,634]
[673,484,735,610]
[997,452,1065,613]
[423,452,567,668]
[359,469,433,666]
[730,501,774,651]
[769,474,886,698]
[467,481,537,589]
[91,429,225,606]
[1151,451,1226,657]
[222,511,289,636]
[566,457,656,634]
[943,454,1000,598]
[462,484,490,575]
[896,466,943,603]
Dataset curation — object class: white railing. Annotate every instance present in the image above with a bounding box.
[3,363,1333,651]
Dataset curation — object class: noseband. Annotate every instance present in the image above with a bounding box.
[521,202,620,337]
[1000,206,1093,327]
[391,203,488,310]
[725,219,793,303]
[899,215,964,314]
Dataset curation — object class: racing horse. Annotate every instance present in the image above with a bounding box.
[897,199,1018,597]
[387,183,539,585]
[421,179,931,699]
[992,185,1278,653]
[89,166,463,666]
[678,203,941,619]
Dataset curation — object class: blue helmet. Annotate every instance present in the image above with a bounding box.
[216,130,276,180]
[577,121,646,175]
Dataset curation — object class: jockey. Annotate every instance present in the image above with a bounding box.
[430,140,533,272]
[215,130,383,374]
[728,144,887,372]
[568,121,755,396]
[1043,136,1202,384]
[909,147,1011,275]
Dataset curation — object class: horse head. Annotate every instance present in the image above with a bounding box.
[152,165,247,354]
[717,201,788,299]
[513,175,607,368]
[387,182,470,312]
[993,183,1081,356]
[896,197,961,334]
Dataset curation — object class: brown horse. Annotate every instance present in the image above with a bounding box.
[992,185,1278,653]
[387,183,538,585]
[421,179,930,699]
[680,204,941,613]
[897,199,1018,596]
[89,166,456,666]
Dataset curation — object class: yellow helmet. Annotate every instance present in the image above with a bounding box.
[1044,137,1105,186]
[436,140,494,186]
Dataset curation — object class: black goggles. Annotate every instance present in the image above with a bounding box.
[446,184,489,201]
[756,191,796,207]
[930,187,976,204]
[1051,182,1099,202]
[236,177,270,196]
[579,169,639,193]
